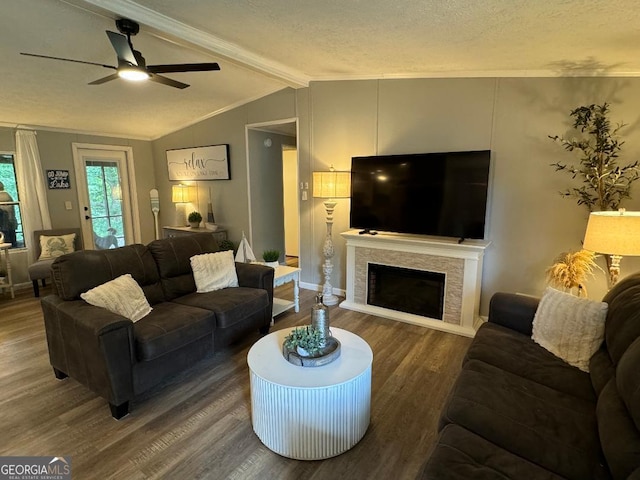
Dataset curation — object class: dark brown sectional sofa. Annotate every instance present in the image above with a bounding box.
[422,273,640,479]
[41,233,274,419]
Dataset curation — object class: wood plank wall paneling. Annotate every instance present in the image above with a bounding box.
[0,284,471,479]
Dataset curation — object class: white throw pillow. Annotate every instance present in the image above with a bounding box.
[39,233,76,260]
[190,250,238,293]
[80,274,152,322]
[532,287,608,372]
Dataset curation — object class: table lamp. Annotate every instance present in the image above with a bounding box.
[583,209,640,287]
[171,184,192,226]
[313,165,351,305]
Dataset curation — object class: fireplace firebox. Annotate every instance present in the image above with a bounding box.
[367,263,445,320]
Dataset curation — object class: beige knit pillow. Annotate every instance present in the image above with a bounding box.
[532,287,607,372]
[190,250,238,293]
[81,274,152,322]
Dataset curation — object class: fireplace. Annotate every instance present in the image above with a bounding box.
[340,230,489,337]
[367,264,445,320]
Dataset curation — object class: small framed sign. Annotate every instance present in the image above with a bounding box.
[166,144,230,181]
[47,170,71,189]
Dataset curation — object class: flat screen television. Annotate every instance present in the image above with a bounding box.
[349,150,491,240]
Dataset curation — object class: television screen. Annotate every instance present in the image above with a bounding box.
[349,151,491,240]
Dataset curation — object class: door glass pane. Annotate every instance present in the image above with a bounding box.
[85,160,124,249]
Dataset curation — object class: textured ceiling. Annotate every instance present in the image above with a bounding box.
[2,0,639,140]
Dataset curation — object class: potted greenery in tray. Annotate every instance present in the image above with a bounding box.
[187,211,202,228]
[262,249,280,268]
[283,326,325,357]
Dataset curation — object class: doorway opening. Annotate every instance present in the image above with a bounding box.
[245,119,299,268]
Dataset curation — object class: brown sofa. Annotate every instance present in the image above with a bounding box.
[41,233,274,419]
[421,273,640,479]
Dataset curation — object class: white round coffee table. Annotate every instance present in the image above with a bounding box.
[247,327,373,460]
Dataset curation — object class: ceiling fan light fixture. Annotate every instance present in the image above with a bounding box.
[22,19,218,89]
[118,67,149,82]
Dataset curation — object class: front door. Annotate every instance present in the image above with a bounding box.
[72,144,138,249]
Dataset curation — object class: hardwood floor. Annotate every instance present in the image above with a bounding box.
[0,284,471,479]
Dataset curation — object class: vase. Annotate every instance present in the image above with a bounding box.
[311,294,330,344]
[265,261,279,268]
[189,221,200,228]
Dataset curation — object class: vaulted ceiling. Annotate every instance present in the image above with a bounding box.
[2,0,639,140]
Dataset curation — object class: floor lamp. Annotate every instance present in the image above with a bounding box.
[583,209,640,287]
[313,166,351,306]
[171,184,192,226]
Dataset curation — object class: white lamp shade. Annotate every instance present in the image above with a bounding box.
[171,184,191,203]
[313,170,351,199]
[583,211,640,256]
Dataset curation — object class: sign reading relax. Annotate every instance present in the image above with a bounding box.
[166,144,230,180]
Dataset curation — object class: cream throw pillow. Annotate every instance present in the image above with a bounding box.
[80,274,152,322]
[532,287,608,372]
[39,233,76,260]
[190,250,238,293]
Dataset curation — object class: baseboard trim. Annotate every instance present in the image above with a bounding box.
[298,281,345,298]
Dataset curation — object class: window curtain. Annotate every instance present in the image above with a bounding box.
[15,129,51,263]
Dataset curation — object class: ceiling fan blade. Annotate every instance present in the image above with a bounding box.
[147,62,221,74]
[21,52,116,70]
[88,73,120,85]
[106,30,137,66]
[149,74,190,89]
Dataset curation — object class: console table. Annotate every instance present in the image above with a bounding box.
[0,243,15,298]
[248,327,373,460]
[272,265,301,322]
[162,226,227,245]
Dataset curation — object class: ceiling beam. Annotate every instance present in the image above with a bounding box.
[64,0,310,88]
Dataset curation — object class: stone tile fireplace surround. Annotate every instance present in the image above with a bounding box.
[340,230,490,337]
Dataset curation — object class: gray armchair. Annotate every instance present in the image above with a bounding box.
[28,228,83,297]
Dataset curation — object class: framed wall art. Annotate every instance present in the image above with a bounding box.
[166,144,230,181]
[46,170,71,189]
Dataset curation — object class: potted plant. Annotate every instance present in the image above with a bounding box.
[549,103,639,212]
[546,249,602,298]
[218,239,235,252]
[283,326,325,357]
[187,211,202,228]
[549,103,640,286]
[262,249,280,268]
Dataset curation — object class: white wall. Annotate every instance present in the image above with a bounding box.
[283,148,299,257]
[7,77,640,314]
[0,127,155,286]
[151,88,298,250]
[299,77,640,314]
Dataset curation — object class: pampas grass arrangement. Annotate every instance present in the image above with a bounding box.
[546,249,602,297]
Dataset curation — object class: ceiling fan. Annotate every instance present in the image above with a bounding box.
[20,18,220,89]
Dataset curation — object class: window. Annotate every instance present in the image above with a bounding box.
[0,153,24,248]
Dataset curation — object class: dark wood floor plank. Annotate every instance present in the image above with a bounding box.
[0,283,471,479]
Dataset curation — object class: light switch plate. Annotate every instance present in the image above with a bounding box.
[64,201,72,210]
